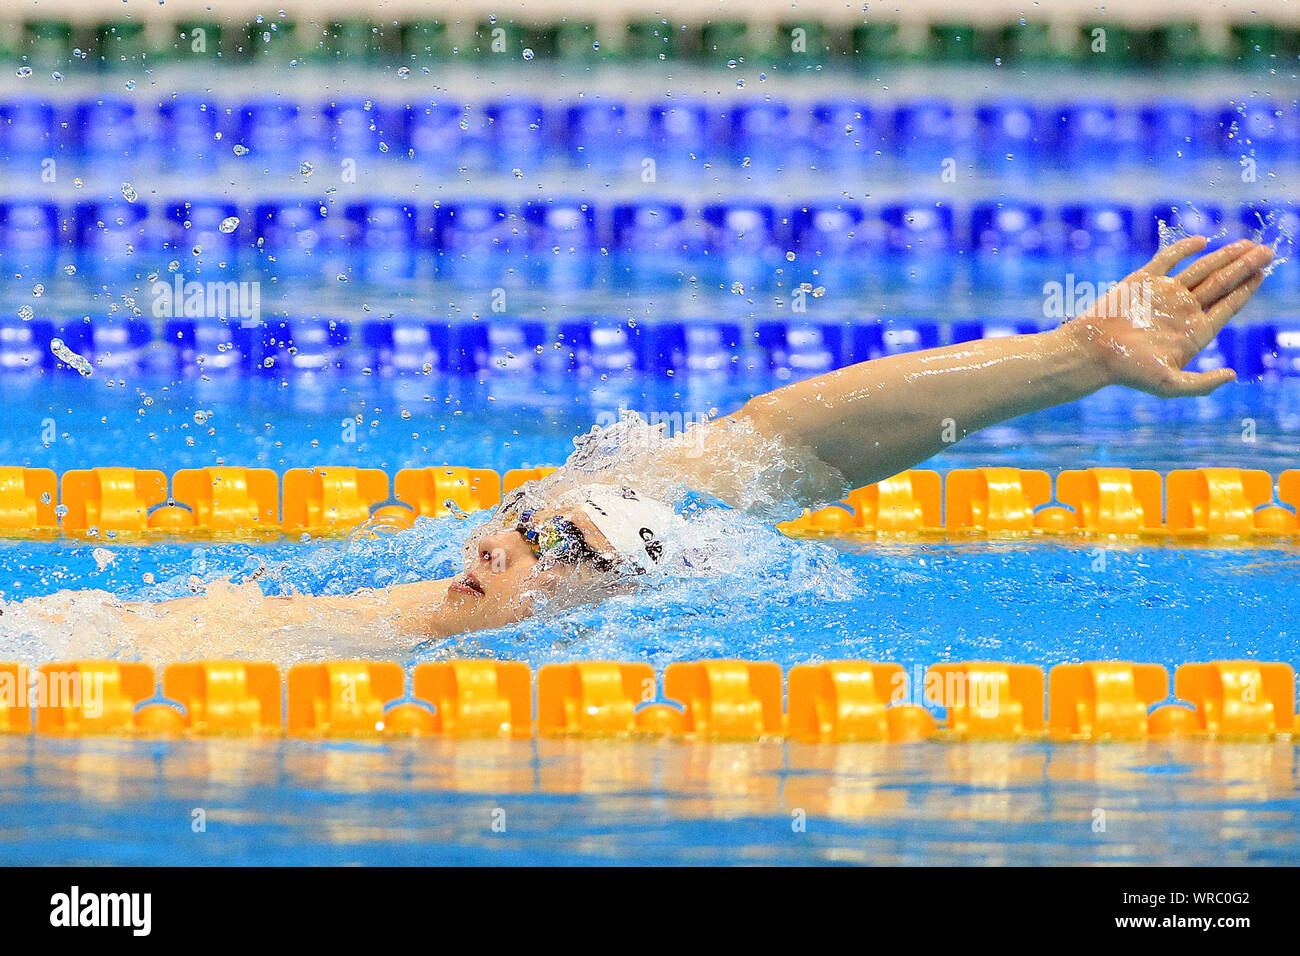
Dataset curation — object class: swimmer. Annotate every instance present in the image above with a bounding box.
[93,235,1277,644]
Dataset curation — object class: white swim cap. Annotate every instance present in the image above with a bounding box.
[559,483,684,570]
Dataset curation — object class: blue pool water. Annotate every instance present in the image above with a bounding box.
[3,735,1300,865]
[1,392,1299,864]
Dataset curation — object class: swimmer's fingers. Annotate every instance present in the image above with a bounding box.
[1159,367,1237,398]
[1190,243,1274,308]
[1172,238,1255,289]
[1203,272,1267,335]
[1139,235,1207,276]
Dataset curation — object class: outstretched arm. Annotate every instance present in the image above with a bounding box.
[724,236,1272,490]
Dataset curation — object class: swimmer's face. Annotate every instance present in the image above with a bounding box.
[444,506,621,629]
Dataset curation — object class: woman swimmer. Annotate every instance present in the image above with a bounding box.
[110,235,1273,643]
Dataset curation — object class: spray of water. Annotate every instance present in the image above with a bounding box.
[0,412,857,666]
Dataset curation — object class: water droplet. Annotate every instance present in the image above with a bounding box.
[120,182,138,202]
[522,48,534,60]
[233,144,250,156]
[50,338,93,377]
[52,72,63,82]
[397,66,411,78]
[219,216,240,233]
[17,306,33,320]
[593,41,600,51]
[299,160,313,177]
[786,251,796,261]
[72,177,83,188]
[512,168,523,178]
[727,59,737,68]
[125,79,136,91]
[15,66,32,78]
[32,284,44,297]
[63,264,76,275]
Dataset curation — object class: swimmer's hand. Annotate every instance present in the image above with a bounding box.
[1063,236,1273,398]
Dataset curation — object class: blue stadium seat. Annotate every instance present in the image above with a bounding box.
[1218,98,1300,166]
[636,322,687,374]
[522,201,597,252]
[484,100,547,171]
[729,101,804,171]
[1274,327,1300,376]
[970,202,1050,256]
[755,321,842,374]
[0,318,50,373]
[1058,203,1137,256]
[1218,325,1278,381]
[239,100,326,164]
[684,323,744,374]
[364,319,444,374]
[74,97,141,165]
[483,321,548,374]
[325,98,406,157]
[408,101,489,170]
[434,201,517,254]
[0,202,62,272]
[252,199,332,275]
[609,202,702,255]
[809,100,887,169]
[89,319,153,372]
[156,95,221,169]
[75,200,154,267]
[279,319,353,372]
[343,201,422,279]
[1053,101,1143,172]
[879,202,956,254]
[165,200,246,260]
[1138,100,1203,166]
[565,101,646,171]
[0,101,58,163]
[974,99,1045,175]
[557,321,638,373]
[949,320,1042,344]
[700,203,780,256]
[163,320,245,375]
[647,101,712,169]
[790,203,874,256]
[894,99,972,167]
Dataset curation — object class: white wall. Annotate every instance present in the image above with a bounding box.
[4,0,1299,26]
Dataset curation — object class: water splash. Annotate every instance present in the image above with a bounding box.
[1156,200,1293,275]
[523,408,849,518]
[49,338,93,377]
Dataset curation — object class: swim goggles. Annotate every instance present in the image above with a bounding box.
[512,509,616,571]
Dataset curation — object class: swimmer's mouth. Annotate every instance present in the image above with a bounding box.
[449,572,486,598]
